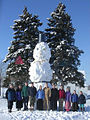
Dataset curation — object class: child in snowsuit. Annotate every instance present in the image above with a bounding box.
[78,91,86,112]
[36,85,45,110]
[65,87,71,112]
[6,84,16,112]
[71,90,79,111]
[16,85,23,111]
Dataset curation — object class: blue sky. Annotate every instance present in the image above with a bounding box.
[0,0,90,84]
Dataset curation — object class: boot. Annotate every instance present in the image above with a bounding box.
[8,109,12,113]
[83,107,85,112]
[80,107,82,112]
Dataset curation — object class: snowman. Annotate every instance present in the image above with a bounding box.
[29,34,52,89]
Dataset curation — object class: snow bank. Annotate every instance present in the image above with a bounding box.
[0,98,90,120]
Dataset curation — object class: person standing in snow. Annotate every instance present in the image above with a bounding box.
[28,82,37,110]
[6,84,16,112]
[43,83,51,110]
[58,85,65,111]
[71,90,79,111]
[36,85,45,110]
[65,87,71,112]
[78,91,86,112]
[16,85,23,111]
[21,82,29,111]
[50,84,58,111]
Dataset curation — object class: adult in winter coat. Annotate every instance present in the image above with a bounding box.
[50,84,58,111]
[58,85,65,111]
[21,82,29,110]
[16,85,23,111]
[6,84,16,112]
[43,83,51,110]
[36,85,45,110]
[65,87,71,112]
[71,90,79,111]
[28,82,37,110]
[78,91,86,111]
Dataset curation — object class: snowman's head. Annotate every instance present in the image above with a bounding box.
[33,42,51,61]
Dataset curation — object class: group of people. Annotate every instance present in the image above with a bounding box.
[6,82,86,113]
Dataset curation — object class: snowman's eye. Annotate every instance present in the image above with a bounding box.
[37,48,39,50]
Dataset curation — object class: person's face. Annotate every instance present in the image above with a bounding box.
[10,85,13,89]
[74,91,76,94]
[80,92,82,95]
[52,84,55,89]
[39,85,42,90]
[19,85,21,89]
[31,83,34,87]
[45,83,48,88]
[66,88,69,92]
[25,82,28,86]
[60,86,63,90]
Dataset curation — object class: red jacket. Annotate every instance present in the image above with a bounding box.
[59,89,65,99]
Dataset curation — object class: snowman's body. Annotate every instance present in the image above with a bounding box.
[29,42,52,89]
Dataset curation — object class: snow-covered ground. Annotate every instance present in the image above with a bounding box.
[0,98,90,120]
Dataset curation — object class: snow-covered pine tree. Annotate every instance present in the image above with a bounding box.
[45,3,84,87]
[3,7,42,86]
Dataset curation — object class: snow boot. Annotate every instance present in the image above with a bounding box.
[80,107,82,112]
[82,107,85,112]
[8,109,12,113]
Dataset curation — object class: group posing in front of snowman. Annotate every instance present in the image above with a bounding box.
[6,41,86,112]
[6,82,86,113]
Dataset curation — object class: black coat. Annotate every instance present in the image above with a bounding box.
[78,94,86,104]
[28,86,37,97]
[50,88,58,101]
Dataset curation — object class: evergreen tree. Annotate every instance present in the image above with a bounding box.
[45,3,84,87]
[3,76,11,87]
[4,7,42,85]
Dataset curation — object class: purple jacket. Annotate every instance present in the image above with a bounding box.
[16,88,22,101]
[65,91,71,102]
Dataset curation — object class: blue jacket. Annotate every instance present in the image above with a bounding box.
[16,88,22,101]
[36,89,45,100]
[71,94,78,103]
[6,88,16,101]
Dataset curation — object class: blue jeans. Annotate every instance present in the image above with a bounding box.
[23,97,29,110]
